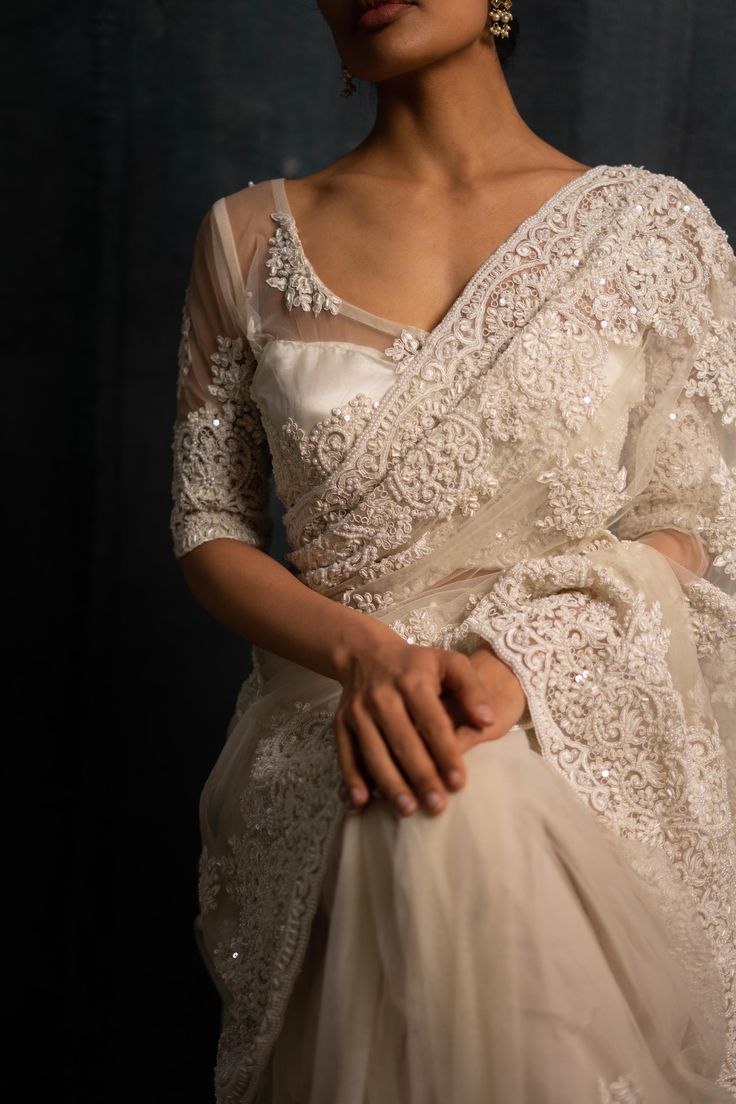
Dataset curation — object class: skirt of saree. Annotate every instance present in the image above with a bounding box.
[250,724,730,1104]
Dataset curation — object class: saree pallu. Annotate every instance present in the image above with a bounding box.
[178,166,736,1101]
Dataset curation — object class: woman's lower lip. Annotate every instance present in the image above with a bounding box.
[356,3,414,30]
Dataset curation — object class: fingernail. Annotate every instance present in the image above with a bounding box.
[476,704,494,724]
[396,794,416,814]
[350,787,364,805]
[447,769,464,789]
[425,790,443,812]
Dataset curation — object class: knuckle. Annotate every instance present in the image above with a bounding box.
[366,684,392,712]
[395,671,416,694]
[387,735,408,762]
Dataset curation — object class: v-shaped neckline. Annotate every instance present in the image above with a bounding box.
[270,164,612,343]
[278,163,645,533]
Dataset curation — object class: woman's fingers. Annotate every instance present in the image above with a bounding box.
[401,675,467,792]
[334,644,503,819]
[441,650,495,728]
[353,695,451,816]
[334,706,372,811]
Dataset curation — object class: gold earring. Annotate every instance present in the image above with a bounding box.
[340,64,356,97]
[488,0,513,39]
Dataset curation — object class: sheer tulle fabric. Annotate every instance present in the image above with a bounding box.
[257,727,730,1104]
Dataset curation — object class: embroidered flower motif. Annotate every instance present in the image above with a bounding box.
[265,211,341,316]
[700,463,736,580]
[536,445,629,539]
[684,580,736,710]
[627,235,671,277]
[520,312,565,360]
[574,187,614,230]
[685,327,736,425]
[383,327,426,366]
[479,387,527,442]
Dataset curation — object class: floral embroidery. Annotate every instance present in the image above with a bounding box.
[683,580,736,712]
[203,699,344,1102]
[465,552,735,1088]
[264,211,341,316]
[170,309,272,557]
[536,444,629,540]
[701,462,736,579]
[613,393,736,581]
[685,327,736,425]
[181,165,736,1100]
[279,167,734,595]
[388,591,484,650]
[267,393,376,508]
[383,327,426,366]
[198,846,231,917]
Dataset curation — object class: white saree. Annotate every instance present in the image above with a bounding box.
[170,164,736,1103]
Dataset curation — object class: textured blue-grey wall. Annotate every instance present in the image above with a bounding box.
[9,2,734,1099]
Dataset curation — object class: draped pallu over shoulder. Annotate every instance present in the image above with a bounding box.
[171,164,736,1102]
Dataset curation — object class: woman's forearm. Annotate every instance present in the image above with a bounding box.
[636,529,710,576]
[178,538,387,681]
[179,530,706,689]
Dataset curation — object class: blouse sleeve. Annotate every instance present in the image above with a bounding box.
[611,204,736,587]
[170,204,272,559]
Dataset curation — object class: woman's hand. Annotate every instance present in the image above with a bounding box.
[444,642,528,755]
[332,621,496,819]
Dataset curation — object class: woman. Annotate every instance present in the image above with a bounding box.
[170,2,735,1101]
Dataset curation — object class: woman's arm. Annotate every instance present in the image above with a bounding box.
[173,206,500,821]
[179,538,497,817]
[635,528,710,576]
[180,537,394,681]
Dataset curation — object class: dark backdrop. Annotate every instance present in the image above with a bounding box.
[7,2,734,1100]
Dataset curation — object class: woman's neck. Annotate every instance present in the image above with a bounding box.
[356,42,545,185]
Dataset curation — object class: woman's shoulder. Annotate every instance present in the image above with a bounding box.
[601,163,733,279]
[628,164,728,235]
[201,178,285,300]
[217,177,279,226]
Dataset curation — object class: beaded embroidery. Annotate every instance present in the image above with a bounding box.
[170,164,736,1099]
[264,211,341,316]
